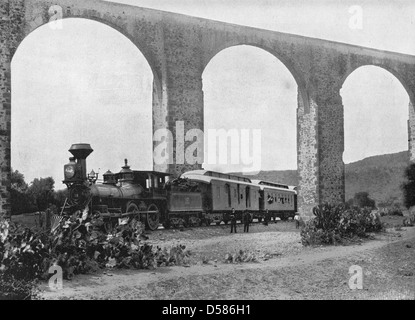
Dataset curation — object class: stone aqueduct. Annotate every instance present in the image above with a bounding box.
[1,0,415,218]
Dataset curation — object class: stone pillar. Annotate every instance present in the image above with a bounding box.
[164,76,204,177]
[409,101,415,162]
[153,22,204,178]
[297,85,345,219]
[297,90,319,220]
[0,4,12,218]
[0,0,26,217]
[316,88,345,205]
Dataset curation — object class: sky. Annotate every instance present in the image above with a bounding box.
[10,0,415,189]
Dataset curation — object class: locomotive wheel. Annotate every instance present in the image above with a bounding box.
[258,217,263,223]
[146,203,160,231]
[126,202,139,216]
[215,221,221,226]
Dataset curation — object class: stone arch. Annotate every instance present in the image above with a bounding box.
[201,43,300,174]
[340,64,414,163]
[10,17,158,182]
[13,16,162,101]
[202,42,309,111]
[339,64,414,107]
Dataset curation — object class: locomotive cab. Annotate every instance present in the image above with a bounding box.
[130,171,170,198]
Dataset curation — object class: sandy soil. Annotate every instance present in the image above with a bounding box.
[38,220,415,300]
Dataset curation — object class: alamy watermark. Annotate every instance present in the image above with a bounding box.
[48,265,63,291]
[48,5,63,30]
[348,265,363,290]
[348,5,363,30]
[153,121,262,175]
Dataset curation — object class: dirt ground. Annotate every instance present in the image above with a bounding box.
[38,219,415,300]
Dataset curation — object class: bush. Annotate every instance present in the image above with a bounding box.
[0,210,190,299]
[301,203,384,246]
[0,219,44,300]
[402,163,415,209]
[0,274,39,300]
[379,204,404,216]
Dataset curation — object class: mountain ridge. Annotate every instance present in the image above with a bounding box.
[231,150,409,204]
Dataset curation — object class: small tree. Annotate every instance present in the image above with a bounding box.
[402,163,415,208]
[11,169,28,192]
[53,188,69,212]
[27,177,55,211]
[10,169,37,215]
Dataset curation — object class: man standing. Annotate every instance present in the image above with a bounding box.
[294,213,300,229]
[230,208,237,233]
[264,209,270,226]
[243,210,250,233]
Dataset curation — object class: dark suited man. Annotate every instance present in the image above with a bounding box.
[230,208,237,233]
[243,210,250,233]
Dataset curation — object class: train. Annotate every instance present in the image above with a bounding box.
[62,143,297,231]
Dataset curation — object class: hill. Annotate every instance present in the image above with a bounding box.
[231,151,410,205]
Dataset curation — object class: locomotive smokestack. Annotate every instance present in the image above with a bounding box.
[69,143,93,180]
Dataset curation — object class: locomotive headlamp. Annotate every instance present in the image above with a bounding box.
[64,165,75,179]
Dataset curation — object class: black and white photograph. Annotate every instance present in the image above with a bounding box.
[0,0,414,303]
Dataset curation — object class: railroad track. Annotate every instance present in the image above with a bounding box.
[155,217,290,231]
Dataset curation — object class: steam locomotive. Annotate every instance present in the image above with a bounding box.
[62,143,297,231]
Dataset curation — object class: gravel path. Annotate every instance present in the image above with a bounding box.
[39,221,415,300]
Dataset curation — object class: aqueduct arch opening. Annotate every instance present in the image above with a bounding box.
[202,44,299,177]
[340,65,412,206]
[11,18,155,186]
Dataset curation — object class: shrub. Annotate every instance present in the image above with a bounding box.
[1,210,190,299]
[0,273,40,300]
[379,204,404,216]
[0,219,44,300]
[301,203,384,246]
[402,163,415,209]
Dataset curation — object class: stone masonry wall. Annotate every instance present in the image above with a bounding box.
[1,0,26,217]
[2,0,415,218]
[409,102,415,161]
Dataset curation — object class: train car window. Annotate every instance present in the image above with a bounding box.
[225,184,231,207]
[237,184,240,204]
[217,186,221,199]
[245,187,250,207]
